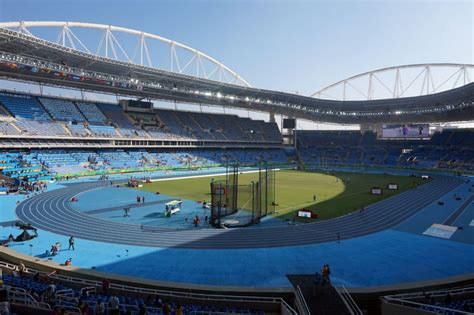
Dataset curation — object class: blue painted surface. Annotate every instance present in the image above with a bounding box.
[92,229,474,288]
[72,186,288,229]
[0,182,65,222]
[393,177,474,247]
[451,202,474,244]
[73,187,170,213]
[1,168,473,289]
[395,181,473,235]
[2,225,473,288]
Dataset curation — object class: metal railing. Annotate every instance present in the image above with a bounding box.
[6,287,51,310]
[52,304,81,314]
[294,285,310,315]
[382,297,473,315]
[336,286,362,315]
[382,285,474,315]
[0,260,296,314]
[384,285,474,300]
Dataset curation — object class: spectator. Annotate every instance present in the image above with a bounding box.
[146,295,153,305]
[326,264,331,284]
[444,293,452,303]
[0,283,9,315]
[48,282,57,295]
[18,261,26,277]
[95,299,105,315]
[162,301,171,315]
[312,272,322,296]
[78,299,90,315]
[101,278,110,294]
[52,306,61,315]
[176,303,183,315]
[154,295,163,308]
[108,295,120,315]
[138,304,147,315]
[322,264,331,285]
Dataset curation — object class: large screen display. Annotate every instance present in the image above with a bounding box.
[283,118,296,129]
[382,124,429,138]
[127,100,153,109]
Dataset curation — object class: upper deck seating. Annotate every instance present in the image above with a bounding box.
[39,97,86,122]
[209,114,245,141]
[0,93,50,120]
[98,103,148,138]
[155,110,193,139]
[75,102,108,124]
[173,111,208,140]
[191,112,226,140]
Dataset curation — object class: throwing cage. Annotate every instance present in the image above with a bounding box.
[210,163,276,227]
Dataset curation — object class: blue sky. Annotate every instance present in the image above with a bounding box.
[1,0,472,96]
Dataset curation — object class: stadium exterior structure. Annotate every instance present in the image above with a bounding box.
[0,24,473,124]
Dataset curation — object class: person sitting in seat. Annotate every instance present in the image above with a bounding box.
[50,242,61,256]
[50,245,57,256]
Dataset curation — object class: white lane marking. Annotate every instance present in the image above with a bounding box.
[147,169,281,182]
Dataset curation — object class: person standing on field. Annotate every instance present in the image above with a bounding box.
[68,236,75,250]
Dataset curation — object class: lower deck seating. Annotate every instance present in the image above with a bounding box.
[0,154,49,182]
[298,129,474,172]
[2,273,265,315]
[1,149,288,176]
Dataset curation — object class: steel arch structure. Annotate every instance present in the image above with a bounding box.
[312,63,474,101]
[0,25,473,124]
[0,21,250,87]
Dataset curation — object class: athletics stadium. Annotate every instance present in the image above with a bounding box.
[0,2,473,315]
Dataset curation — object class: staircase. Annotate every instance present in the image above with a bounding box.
[288,275,355,315]
[373,145,388,165]
[8,121,22,134]
[60,123,72,136]
[36,97,54,120]
[295,148,305,169]
[445,131,456,145]
[0,103,12,117]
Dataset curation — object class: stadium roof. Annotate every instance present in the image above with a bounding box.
[0,26,473,124]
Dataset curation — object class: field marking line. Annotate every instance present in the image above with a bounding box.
[146,169,281,182]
